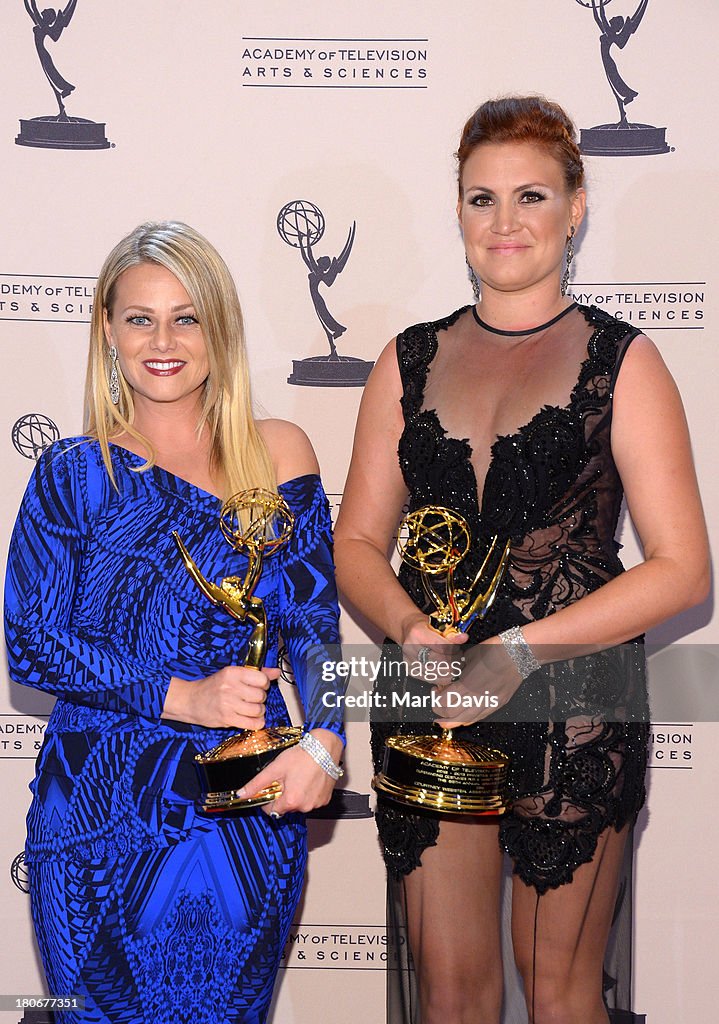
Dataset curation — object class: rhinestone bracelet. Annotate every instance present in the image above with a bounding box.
[299,732,344,781]
[498,626,542,680]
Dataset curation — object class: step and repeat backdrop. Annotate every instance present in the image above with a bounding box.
[1,2,717,1022]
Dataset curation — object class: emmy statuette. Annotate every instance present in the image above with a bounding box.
[373,506,512,815]
[172,489,301,812]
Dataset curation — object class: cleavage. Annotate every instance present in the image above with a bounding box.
[422,324,588,501]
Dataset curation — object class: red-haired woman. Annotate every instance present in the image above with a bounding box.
[335,97,709,1023]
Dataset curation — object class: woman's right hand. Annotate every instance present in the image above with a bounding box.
[161,666,279,729]
[400,613,468,686]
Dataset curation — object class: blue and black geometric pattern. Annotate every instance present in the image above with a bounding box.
[4,438,343,1023]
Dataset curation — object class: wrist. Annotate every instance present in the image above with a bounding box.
[161,676,197,723]
[398,609,433,646]
[300,730,344,780]
[309,727,344,761]
[498,626,542,680]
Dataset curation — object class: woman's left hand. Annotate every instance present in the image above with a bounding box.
[434,636,523,728]
[237,728,344,816]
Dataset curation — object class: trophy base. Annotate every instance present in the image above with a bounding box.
[373,733,510,817]
[579,123,670,157]
[287,354,374,387]
[195,726,302,812]
[373,773,507,815]
[16,115,111,150]
[202,780,284,813]
[306,788,373,820]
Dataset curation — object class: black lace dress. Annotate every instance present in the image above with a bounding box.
[370,303,649,1020]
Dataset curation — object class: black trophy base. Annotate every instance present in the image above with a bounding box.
[306,789,373,820]
[288,354,374,387]
[579,123,670,157]
[16,115,111,151]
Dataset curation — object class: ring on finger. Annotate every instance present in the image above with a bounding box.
[270,810,282,820]
[417,646,432,666]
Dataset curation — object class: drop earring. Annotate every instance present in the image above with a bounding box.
[109,345,120,405]
[561,225,575,297]
[466,255,480,302]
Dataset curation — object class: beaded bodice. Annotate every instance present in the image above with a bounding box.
[395,303,637,638]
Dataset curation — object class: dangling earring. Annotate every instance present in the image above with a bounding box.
[109,345,120,405]
[561,225,575,297]
[466,255,480,302]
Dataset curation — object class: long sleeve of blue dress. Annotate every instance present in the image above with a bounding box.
[276,473,344,737]
[5,442,170,719]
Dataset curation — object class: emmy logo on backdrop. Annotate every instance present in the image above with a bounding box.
[277,199,374,387]
[10,851,30,894]
[576,0,670,156]
[16,0,111,150]
[11,413,60,459]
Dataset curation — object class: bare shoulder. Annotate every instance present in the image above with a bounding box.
[612,332,690,471]
[351,336,403,427]
[366,336,402,393]
[616,332,672,382]
[614,332,683,408]
[256,418,320,484]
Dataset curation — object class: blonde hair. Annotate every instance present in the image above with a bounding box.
[84,221,275,496]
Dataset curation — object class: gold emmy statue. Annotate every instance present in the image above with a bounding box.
[373,505,512,815]
[172,488,301,812]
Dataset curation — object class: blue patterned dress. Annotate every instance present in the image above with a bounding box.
[4,438,343,1024]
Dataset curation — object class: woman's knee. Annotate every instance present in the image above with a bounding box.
[523,977,606,1024]
[419,987,503,1024]
[417,962,503,1024]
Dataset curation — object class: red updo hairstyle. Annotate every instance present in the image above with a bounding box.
[456,96,585,197]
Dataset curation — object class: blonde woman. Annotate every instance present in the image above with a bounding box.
[5,222,344,1024]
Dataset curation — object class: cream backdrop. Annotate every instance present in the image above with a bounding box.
[1,2,717,1022]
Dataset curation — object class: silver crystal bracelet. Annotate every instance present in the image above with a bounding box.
[299,732,344,781]
[498,626,542,680]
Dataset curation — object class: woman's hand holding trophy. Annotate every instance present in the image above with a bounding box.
[172,488,303,812]
[372,505,514,815]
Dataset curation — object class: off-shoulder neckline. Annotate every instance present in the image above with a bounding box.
[72,439,321,505]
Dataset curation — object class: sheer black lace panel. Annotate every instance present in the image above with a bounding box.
[372,305,649,891]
